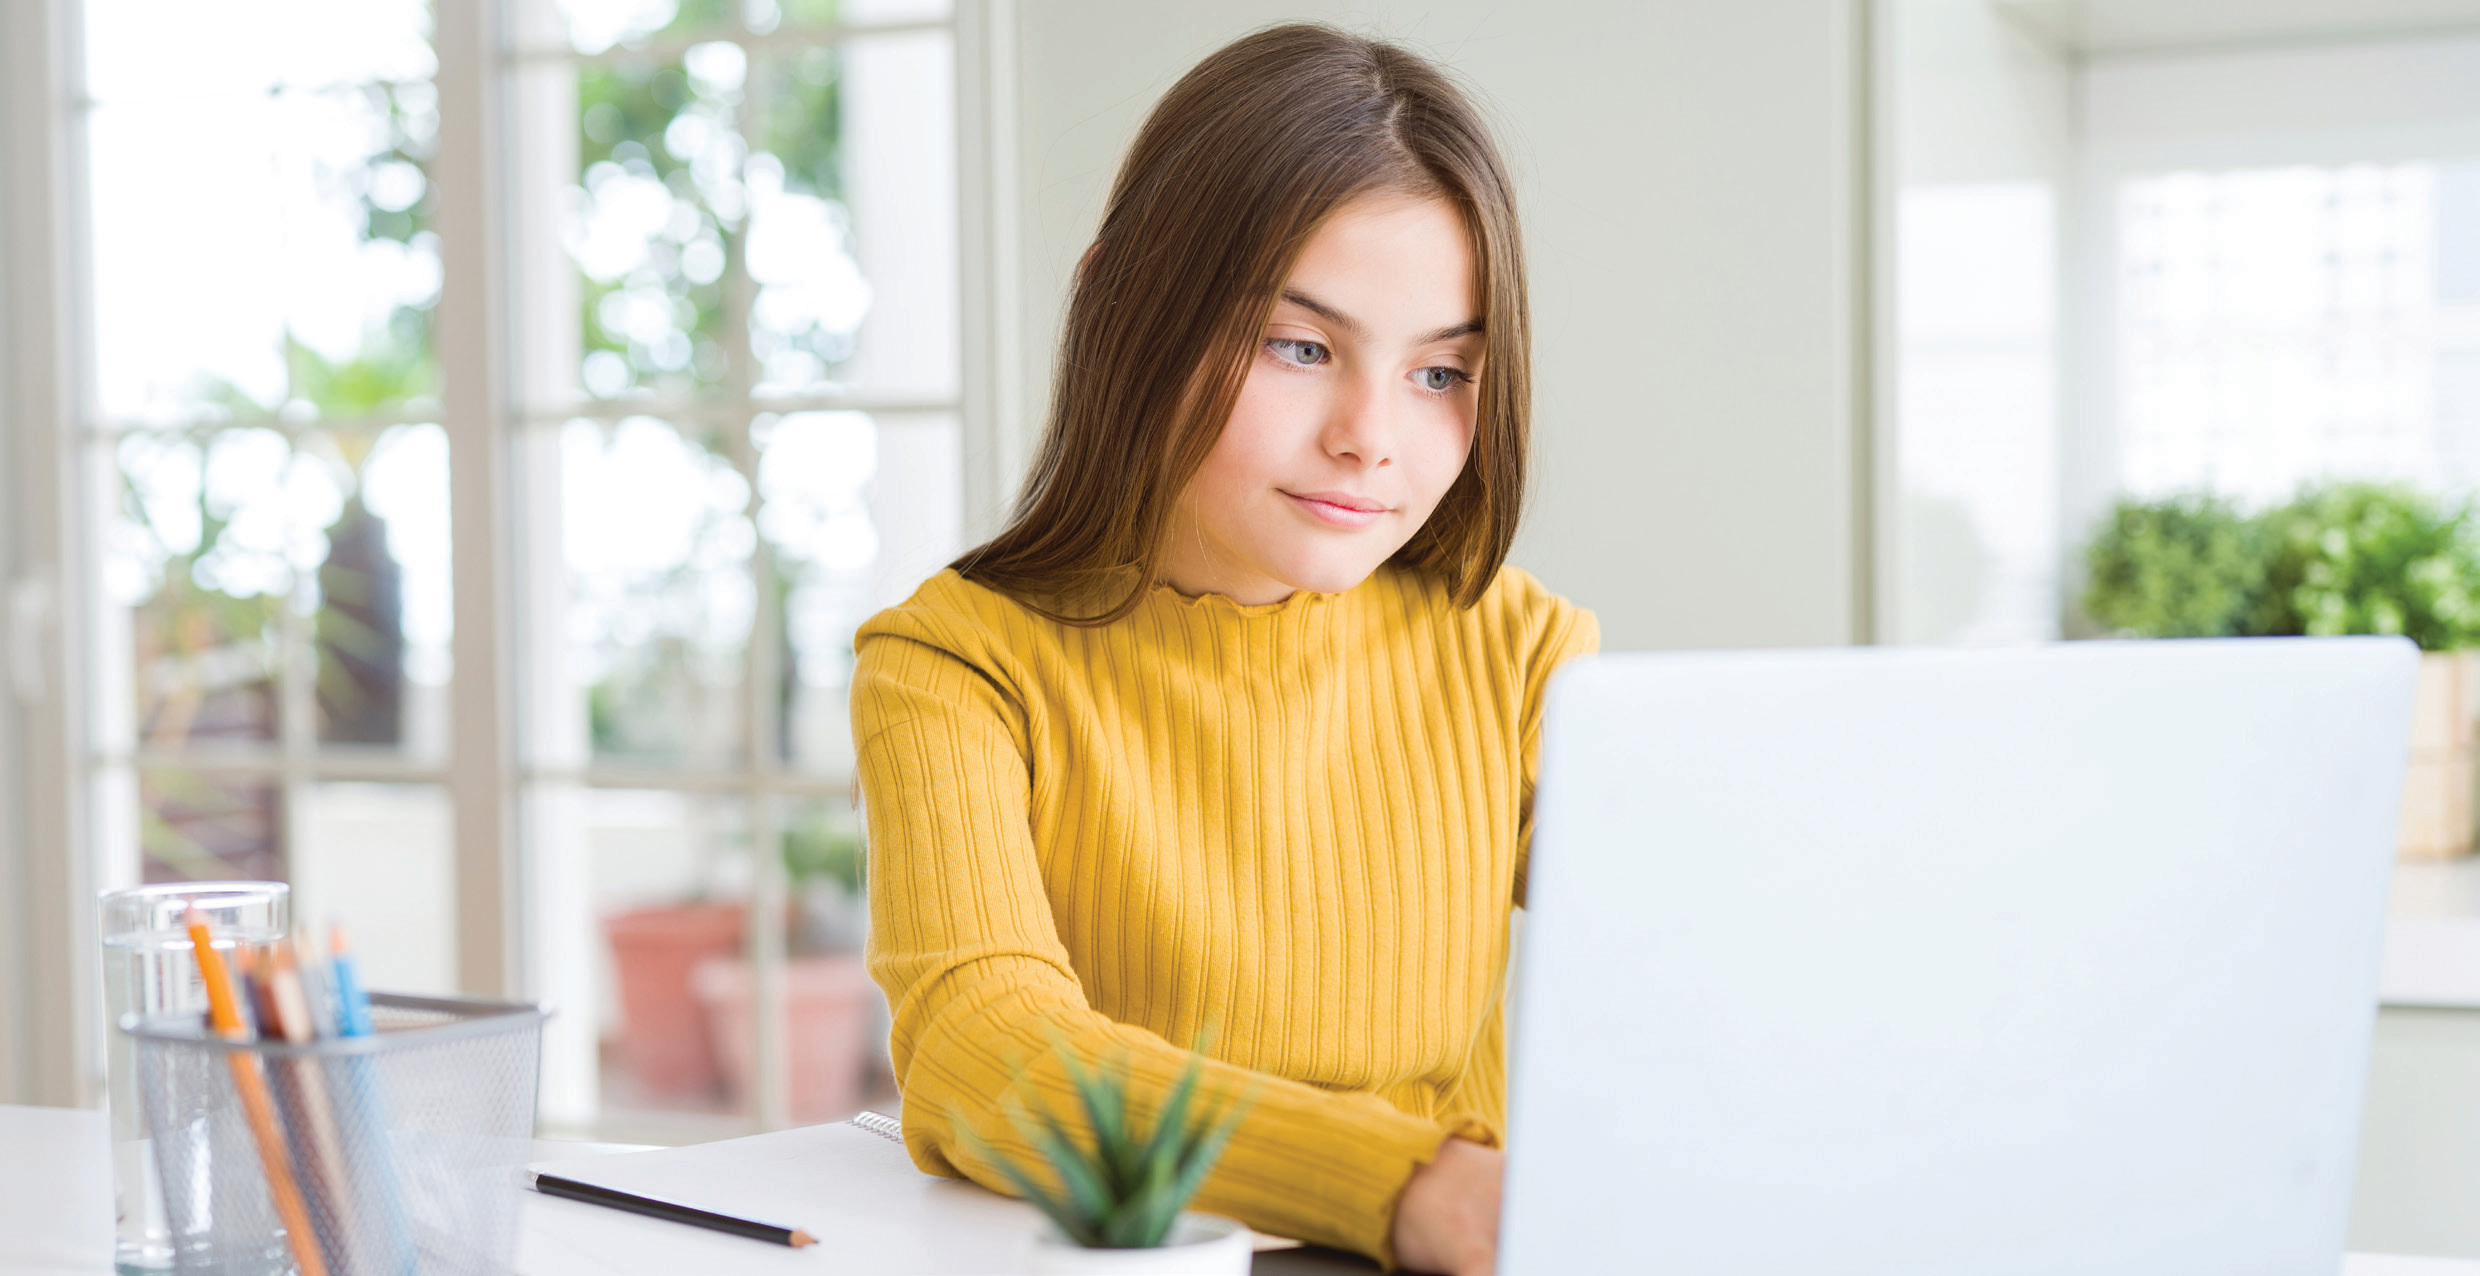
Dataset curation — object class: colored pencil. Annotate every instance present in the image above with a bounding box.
[329,923,420,1276]
[185,908,331,1276]
[528,1171,819,1247]
[256,943,365,1276]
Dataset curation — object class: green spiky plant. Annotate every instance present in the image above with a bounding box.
[957,1038,1257,1249]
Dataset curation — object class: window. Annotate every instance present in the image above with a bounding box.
[2075,35,2480,530]
[505,0,963,1139]
[82,0,461,985]
[40,0,980,1138]
[1887,19,2480,645]
[2114,162,2480,504]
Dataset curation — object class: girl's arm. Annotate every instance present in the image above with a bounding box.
[852,627,1462,1270]
[1510,597,1602,910]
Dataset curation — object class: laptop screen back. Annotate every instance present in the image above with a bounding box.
[1502,638,2416,1276]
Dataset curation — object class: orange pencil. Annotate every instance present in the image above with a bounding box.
[186,907,331,1276]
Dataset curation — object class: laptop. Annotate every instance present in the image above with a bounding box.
[1501,638,2419,1276]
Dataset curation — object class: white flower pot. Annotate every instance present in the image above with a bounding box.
[1026,1212,1253,1276]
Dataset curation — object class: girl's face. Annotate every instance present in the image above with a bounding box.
[1158,192,1484,606]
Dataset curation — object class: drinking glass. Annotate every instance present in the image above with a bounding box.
[100,881,289,1274]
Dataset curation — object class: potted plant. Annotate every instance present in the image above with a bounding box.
[605,897,746,1099]
[2256,484,2480,859]
[2082,482,2480,859]
[2079,492,2266,639]
[694,807,880,1121]
[957,1039,1258,1275]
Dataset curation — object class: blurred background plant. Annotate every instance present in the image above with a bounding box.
[2080,492,2266,639]
[782,805,863,897]
[783,804,865,955]
[2255,483,2480,650]
[2082,482,2480,651]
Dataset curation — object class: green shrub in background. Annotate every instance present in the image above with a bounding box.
[2255,482,2480,649]
[2081,492,2267,638]
[2082,482,2480,651]
[782,809,865,896]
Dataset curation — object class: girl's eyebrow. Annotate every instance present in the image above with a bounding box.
[1279,287,1485,346]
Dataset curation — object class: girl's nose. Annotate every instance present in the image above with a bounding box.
[1322,374,1399,469]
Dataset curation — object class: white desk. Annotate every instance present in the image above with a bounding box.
[2351,862,2480,1258]
[4,1104,2472,1276]
[2381,861,2480,1009]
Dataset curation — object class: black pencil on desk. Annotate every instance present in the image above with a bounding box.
[528,1171,819,1247]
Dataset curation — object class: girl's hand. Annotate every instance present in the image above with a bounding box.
[1389,1136,1502,1276]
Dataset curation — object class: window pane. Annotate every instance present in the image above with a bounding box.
[120,777,458,987]
[749,30,956,400]
[86,76,440,425]
[83,0,436,101]
[567,54,742,401]
[2116,161,2480,504]
[103,426,454,758]
[137,767,283,883]
[531,28,955,410]
[745,45,867,396]
[557,417,753,766]
[555,0,739,56]
[319,424,455,757]
[758,410,957,771]
[799,0,951,23]
[779,796,891,1123]
[583,790,755,1139]
[293,783,458,993]
[111,429,305,750]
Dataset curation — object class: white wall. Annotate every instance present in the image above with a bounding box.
[1006,0,1869,651]
[1885,0,2074,643]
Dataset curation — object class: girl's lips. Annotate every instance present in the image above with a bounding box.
[1285,491,1385,529]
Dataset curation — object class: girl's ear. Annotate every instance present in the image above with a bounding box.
[1076,241,1101,286]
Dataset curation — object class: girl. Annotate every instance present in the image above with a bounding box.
[849,23,1597,1276]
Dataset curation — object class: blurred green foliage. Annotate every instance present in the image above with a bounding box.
[782,806,865,895]
[2083,482,2480,650]
[2080,493,2266,639]
[756,46,844,201]
[2257,483,2480,649]
[575,35,846,397]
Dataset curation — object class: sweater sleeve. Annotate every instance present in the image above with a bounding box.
[1510,593,1602,912]
[850,621,1459,1269]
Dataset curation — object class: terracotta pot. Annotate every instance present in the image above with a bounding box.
[603,902,746,1097]
[692,953,876,1122]
[2402,651,2479,861]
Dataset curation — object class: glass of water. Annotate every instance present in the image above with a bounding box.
[100,881,289,1274]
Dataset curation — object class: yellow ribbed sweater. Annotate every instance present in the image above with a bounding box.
[848,562,1599,1267]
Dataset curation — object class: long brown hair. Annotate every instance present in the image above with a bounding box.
[950,23,1531,625]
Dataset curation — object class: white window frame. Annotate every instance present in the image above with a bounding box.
[2,0,97,1110]
[0,0,1024,1126]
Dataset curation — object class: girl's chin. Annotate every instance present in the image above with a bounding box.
[1266,552,1393,597]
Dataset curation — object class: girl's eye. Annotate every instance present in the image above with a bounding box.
[1415,366,1472,394]
[1266,338,1328,367]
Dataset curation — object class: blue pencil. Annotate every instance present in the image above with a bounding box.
[328,924,419,1276]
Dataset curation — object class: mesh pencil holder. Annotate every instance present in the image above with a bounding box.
[124,992,545,1276]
